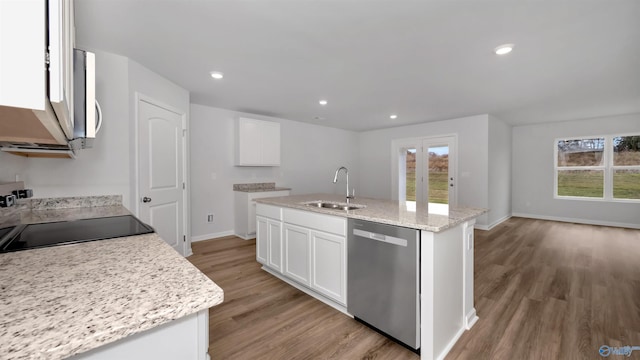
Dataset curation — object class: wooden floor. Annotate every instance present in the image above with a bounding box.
[188,218,640,359]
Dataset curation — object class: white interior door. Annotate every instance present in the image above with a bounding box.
[138,98,185,255]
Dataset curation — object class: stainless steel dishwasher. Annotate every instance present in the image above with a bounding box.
[347,218,420,351]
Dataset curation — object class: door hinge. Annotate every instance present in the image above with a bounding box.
[182,182,185,190]
[45,50,50,65]
[183,235,186,242]
[182,129,187,137]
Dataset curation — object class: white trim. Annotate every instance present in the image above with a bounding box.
[477,214,512,231]
[465,309,479,330]
[191,230,235,242]
[261,266,350,316]
[512,212,640,229]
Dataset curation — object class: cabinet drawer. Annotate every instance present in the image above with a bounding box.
[283,208,346,237]
[256,204,282,221]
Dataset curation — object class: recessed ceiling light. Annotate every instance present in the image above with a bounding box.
[390,114,398,119]
[494,44,514,55]
[210,71,224,79]
[319,100,328,106]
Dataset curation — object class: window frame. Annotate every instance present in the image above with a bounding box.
[554,133,640,202]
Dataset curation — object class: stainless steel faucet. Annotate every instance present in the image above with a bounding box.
[333,166,355,203]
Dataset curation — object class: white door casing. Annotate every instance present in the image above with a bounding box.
[138,97,186,255]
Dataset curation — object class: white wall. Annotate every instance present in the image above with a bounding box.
[488,116,512,227]
[0,50,131,204]
[512,112,640,228]
[190,104,359,239]
[356,114,490,226]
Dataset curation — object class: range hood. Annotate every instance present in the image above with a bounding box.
[0,49,101,158]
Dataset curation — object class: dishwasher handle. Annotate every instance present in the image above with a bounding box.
[353,229,407,247]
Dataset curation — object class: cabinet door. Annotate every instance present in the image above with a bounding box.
[283,224,311,286]
[248,199,257,235]
[238,119,261,165]
[311,231,346,305]
[0,0,46,110]
[261,121,280,165]
[256,216,268,265]
[267,220,282,272]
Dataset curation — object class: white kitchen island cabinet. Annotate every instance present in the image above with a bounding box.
[255,193,486,360]
[257,203,348,309]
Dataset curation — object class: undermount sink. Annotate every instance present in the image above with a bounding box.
[303,201,365,211]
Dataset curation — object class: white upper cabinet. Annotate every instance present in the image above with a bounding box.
[236,118,281,166]
[48,0,75,139]
[0,0,75,144]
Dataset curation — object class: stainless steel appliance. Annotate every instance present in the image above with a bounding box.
[347,219,420,350]
[0,215,153,253]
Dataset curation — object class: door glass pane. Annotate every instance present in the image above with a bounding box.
[613,136,640,165]
[613,169,640,199]
[557,170,604,197]
[405,148,417,211]
[427,146,449,204]
[557,138,605,166]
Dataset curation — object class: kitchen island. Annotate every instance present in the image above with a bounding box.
[0,197,223,360]
[255,193,486,360]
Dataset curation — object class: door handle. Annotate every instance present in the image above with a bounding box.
[142,197,152,203]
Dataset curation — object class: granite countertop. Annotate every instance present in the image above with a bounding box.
[0,196,224,360]
[255,193,487,233]
[233,182,291,193]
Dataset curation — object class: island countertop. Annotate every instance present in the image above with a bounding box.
[0,200,223,360]
[255,193,487,232]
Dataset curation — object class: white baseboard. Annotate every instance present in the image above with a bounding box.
[436,326,466,360]
[191,230,235,242]
[475,214,512,231]
[512,212,640,229]
[465,308,479,330]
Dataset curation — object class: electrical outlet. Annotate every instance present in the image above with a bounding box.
[207,214,214,223]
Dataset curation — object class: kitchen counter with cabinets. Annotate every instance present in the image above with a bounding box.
[255,193,486,360]
[0,198,223,360]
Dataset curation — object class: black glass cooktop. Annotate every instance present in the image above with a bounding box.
[0,215,154,253]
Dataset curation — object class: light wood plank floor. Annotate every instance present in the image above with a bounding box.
[188,217,640,359]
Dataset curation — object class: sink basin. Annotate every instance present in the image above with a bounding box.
[303,201,365,211]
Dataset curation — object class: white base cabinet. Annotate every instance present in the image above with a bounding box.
[70,309,210,360]
[235,190,290,240]
[257,205,347,307]
[310,230,346,304]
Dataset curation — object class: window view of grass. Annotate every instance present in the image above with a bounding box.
[557,170,604,198]
[613,169,640,199]
[405,149,416,201]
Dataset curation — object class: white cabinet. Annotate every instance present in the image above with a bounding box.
[235,190,290,240]
[0,0,75,145]
[70,309,209,360]
[236,118,281,166]
[283,223,311,286]
[282,208,347,306]
[257,205,348,307]
[310,230,346,304]
[256,214,283,272]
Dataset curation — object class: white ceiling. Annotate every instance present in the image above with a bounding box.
[76,0,640,131]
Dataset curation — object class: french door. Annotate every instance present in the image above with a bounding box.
[394,135,457,212]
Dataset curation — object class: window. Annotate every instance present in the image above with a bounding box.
[555,135,640,201]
